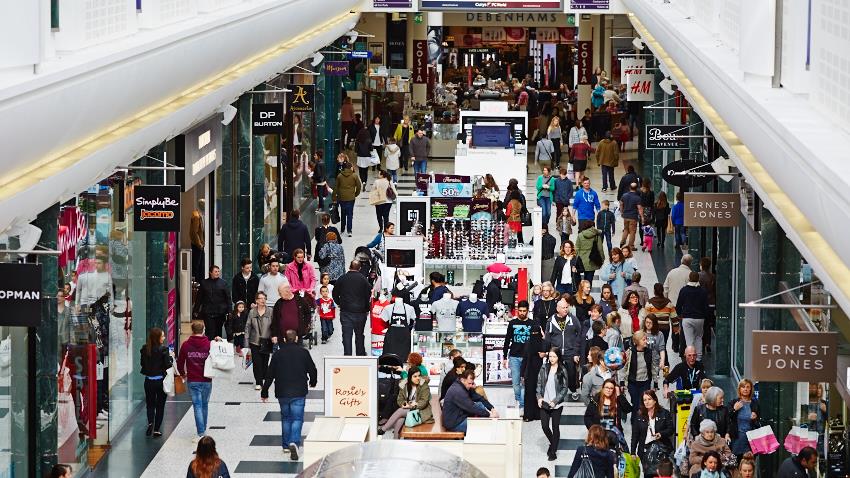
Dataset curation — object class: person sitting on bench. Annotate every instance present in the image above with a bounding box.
[442,369,499,433]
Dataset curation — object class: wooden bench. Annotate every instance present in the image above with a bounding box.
[399,395,465,440]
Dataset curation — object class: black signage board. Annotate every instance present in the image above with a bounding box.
[133,185,181,232]
[399,200,428,236]
[662,160,716,188]
[0,263,42,326]
[288,85,315,113]
[646,124,690,150]
[252,103,284,135]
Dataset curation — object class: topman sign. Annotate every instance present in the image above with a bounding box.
[0,263,42,327]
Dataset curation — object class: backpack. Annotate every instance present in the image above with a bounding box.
[589,232,603,266]
[572,449,596,478]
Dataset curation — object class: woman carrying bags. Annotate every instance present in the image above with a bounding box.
[728,378,760,462]
[140,327,172,437]
[536,347,570,461]
[631,389,675,478]
[244,291,273,391]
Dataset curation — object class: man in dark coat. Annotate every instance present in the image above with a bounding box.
[196,265,231,341]
[332,261,373,356]
[277,209,311,259]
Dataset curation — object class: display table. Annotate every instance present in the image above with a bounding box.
[303,416,371,468]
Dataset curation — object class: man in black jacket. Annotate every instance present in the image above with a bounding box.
[442,369,498,433]
[196,265,231,341]
[503,301,533,407]
[676,271,711,361]
[616,165,642,201]
[231,257,259,307]
[332,261,373,356]
[261,329,317,460]
[277,209,311,260]
[777,446,818,478]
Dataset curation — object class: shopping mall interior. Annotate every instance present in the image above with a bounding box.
[0,0,849,477]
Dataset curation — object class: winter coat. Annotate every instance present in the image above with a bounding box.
[244,306,273,346]
[551,255,583,290]
[536,138,555,163]
[409,135,431,161]
[397,383,435,425]
[663,264,693,306]
[683,434,733,477]
[384,143,401,171]
[283,260,317,294]
[140,344,172,377]
[369,177,395,206]
[317,241,346,282]
[605,260,635,305]
[196,278,231,316]
[576,227,605,271]
[631,407,675,458]
[584,395,632,431]
[333,169,362,202]
[553,176,573,205]
[595,138,619,167]
[536,363,570,406]
[277,219,311,257]
[689,403,731,439]
[231,272,259,306]
[677,284,711,320]
[567,445,616,478]
[622,345,656,384]
[393,124,414,144]
[580,366,611,404]
[536,174,557,199]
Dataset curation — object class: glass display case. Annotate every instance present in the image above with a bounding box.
[413,331,484,386]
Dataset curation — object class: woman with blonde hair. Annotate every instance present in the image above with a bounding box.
[548,115,563,168]
[573,279,595,324]
[729,378,760,461]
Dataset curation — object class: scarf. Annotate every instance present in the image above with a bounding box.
[556,315,568,331]
[628,304,640,332]
[296,261,305,281]
[687,281,700,287]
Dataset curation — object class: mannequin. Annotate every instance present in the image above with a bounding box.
[456,293,488,333]
[370,290,392,336]
[432,292,460,333]
[190,199,206,282]
[381,297,416,359]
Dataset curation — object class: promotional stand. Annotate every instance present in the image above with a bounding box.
[455,106,528,194]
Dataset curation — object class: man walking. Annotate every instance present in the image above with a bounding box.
[231,257,259,307]
[332,162,362,238]
[196,265,230,341]
[409,127,431,175]
[619,182,643,250]
[663,254,693,306]
[277,209,312,259]
[258,259,288,307]
[177,321,213,442]
[332,261,373,356]
[261,329,317,460]
[503,301,533,408]
[571,177,601,224]
[676,271,711,361]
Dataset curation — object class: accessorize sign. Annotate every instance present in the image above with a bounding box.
[252,103,284,135]
[646,124,689,150]
[0,263,42,326]
[751,331,837,383]
[577,41,592,85]
[323,61,349,76]
[288,85,314,113]
[413,40,428,84]
[684,193,740,227]
[133,185,181,232]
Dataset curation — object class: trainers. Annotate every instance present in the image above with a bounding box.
[601,188,607,192]
[192,435,203,444]
[571,392,581,401]
[254,385,261,391]
[347,232,352,238]
[288,443,299,461]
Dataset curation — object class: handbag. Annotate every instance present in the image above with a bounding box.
[386,184,397,201]
[643,441,672,475]
[521,208,532,226]
[369,149,381,166]
[572,451,596,478]
[404,409,422,428]
[330,203,341,224]
[666,216,674,235]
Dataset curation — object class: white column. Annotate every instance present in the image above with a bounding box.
[603,17,613,82]
[532,207,542,285]
[739,0,776,85]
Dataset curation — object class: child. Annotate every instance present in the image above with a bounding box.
[596,200,616,254]
[621,245,638,271]
[316,285,336,343]
[228,301,249,353]
[555,206,573,242]
[529,284,542,312]
[641,222,655,252]
[317,273,333,299]
[384,137,401,184]
[655,458,674,478]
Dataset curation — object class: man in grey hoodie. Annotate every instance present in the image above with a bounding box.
[543,297,583,401]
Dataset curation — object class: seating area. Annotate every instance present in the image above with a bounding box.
[399,395,465,440]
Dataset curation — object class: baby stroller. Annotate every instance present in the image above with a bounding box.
[377,353,403,422]
[354,246,382,289]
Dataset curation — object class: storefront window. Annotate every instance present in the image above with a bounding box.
[262,134,280,245]
[0,326,29,477]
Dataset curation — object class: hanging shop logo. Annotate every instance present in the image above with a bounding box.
[58,206,88,269]
[577,41,593,85]
[413,40,428,84]
[179,115,222,191]
[570,0,609,10]
[684,193,740,227]
[751,331,837,383]
[288,85,314,113]
[252,103,284,135]
[626,73,655,101]
[646,124,689,150]
[620,58,646,75]
[422,1,563,12]
[133,185,181,232]
[348,50,373,60]
[324,61,350,76]
[0,263,42,327]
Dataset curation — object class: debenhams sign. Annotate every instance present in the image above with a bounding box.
[445,12,568,26]
[751,331,837,383]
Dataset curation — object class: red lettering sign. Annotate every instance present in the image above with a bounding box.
[58,207,88,269]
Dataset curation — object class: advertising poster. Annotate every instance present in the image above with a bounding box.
[428,182,473,198]
[330,365,371,417]
[541,43,557,89]
[483,335,511,385]
[431,198,472,219]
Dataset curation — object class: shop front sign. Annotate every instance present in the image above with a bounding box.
[323,61,349,76]
[422,1,563,11]
[626,73,654,101]
[621,58,646,75]
[0,263,42,326]
[133,185,181,232]
[287,85,314,113]
[252,103,284,135]
[684,193,740,227]
[428,183,473,198]
[646,124,689,150]
[444,12,568,26]
[570,0,609,9]
[58,206,88,269]
[536,27,576,43]
[662,160,716,188]
[413,40,428,84]
[577,41,592,85]
[751,331,837,383]
[180,116,222,191]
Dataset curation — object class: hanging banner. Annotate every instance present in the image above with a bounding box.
[684,193,740,227]
[133,185,181,232]
[0,263,42,326]
[577,41,593,85]
[620,58,646,75]
[422,0,563,11]
[626,73,655,101]
[571,0,609,9]
[323,61,349,76]
[251,103,284,135]
[751,331,838,383]
[413,40,428,84]
[646,124,690,150]
[288,85,314,113]
[58,206,88,269]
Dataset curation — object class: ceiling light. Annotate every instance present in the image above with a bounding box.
[311,52,325,67]
[632,37,645,50]
[218,104,237,126]
[659,77,676,95]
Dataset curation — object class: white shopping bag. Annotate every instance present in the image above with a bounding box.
[203,355,217,379]
[210,340,235,371]
[163,367,176,396]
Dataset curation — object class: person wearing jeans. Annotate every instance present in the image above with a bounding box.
[536,166,556,226]
[671,190,686,248]
[442,369,498,433]
[409,128,431,176]
[261,329,317,460]
[140,327,172,437]
[536,348,569,461]
[503,301,533,406]
[675,272,711,361]
[177,321,214,441]
[332,262,373,356]
[332,163,362,237]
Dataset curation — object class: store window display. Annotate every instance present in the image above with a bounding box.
[0,325,29,477]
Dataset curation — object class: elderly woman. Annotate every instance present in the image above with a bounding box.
[690,386,731,442]
[682,420,733,478]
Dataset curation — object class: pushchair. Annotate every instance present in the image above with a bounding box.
[354,246,382,289]
[377,353,403,422]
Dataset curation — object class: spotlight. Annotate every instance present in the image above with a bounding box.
[347,30,359,46]
[311,52,324,67]
[659,77,676,95]
[711,156,735,182]
[219,104,237,126]
[632,37,645,50]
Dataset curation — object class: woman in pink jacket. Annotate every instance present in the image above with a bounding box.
[284,248,317,299]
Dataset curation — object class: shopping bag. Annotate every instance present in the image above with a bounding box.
[203,355,217,379]
[573,453,596,478]
[210,341,235,371]
[174,374,187,395]
[330,203,340,224]
[404,409,422,427]
[666,216,674,235]
[163,367,176,396]
[746,425,780,455]
[619,451,641,478]
[369,150,381,166]
[784,426,818,454]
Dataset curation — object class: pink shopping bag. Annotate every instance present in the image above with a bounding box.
[746,425,779,455]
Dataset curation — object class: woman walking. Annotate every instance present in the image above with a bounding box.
[605,247,634,304]
[585,378,632,452]
[187,436,230,478]
[548,116,563,168]
[570,134,593,185]
[567,425,617,478]
[536,166,556,226]
[729,379,760,461]
[316,232,346,282]
[506,190,525,244]
[393,115,414,173]
[575,220,605,282]
[653,191,671,248]
[638,178,655,244]
[140,327,172,437]
[355,127,373,187]
[640,314,668,374]
[244,292,273,390]
[523,319,546,422]
[645,283,678,343]
[537,347,570,461]
[631,389,674,478]
[308,151,329,212]
[550,240,583,295]
[622,331,657,421]
[572,280,595,325]
[369,170,395,232]
[384,138,401,183]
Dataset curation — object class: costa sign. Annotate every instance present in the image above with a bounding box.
[577,41,592,85]
[413,40,428,84]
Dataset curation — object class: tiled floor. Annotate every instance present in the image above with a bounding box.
[112,140,690,477]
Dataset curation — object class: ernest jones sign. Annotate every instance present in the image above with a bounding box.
[751,331,837,383]
[684,193,740,227]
